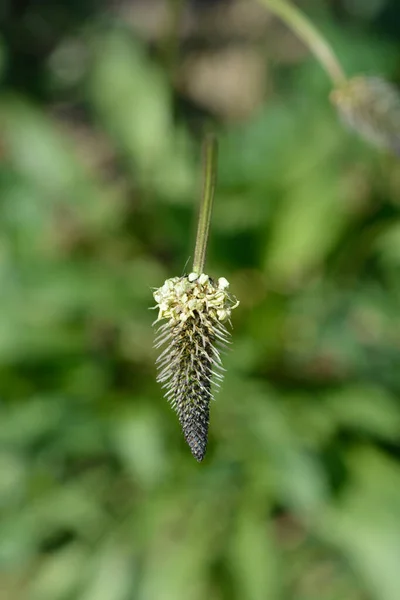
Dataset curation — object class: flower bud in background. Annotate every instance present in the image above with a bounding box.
[152,273,239,462]
[330,76,400,156]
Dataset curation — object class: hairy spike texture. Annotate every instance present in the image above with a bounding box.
[153,272,239,461]
[331,76,400,155]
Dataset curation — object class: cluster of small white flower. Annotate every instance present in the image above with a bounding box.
[153,273,239,326]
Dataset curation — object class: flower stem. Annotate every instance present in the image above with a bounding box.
[192,134,218,274]
[258,0,347,86]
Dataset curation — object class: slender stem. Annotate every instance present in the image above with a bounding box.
[258,0,347,86]
[192,134,218,274]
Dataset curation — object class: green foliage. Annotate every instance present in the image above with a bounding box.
[1,1,400,599]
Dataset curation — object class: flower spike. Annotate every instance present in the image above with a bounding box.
[331,76,400,156]
[152,136,239,461]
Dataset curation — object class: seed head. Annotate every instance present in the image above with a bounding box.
[330,76,400,155]
[152,273,239,461]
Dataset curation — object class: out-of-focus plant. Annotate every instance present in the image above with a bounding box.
[257,0,400,155]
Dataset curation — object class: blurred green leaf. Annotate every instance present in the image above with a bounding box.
[229,505,280,600]
[325,385,400,441]
[80,541,135,600]
[28,543,88,600]
[323,449,400,600]
[88,32,194,202]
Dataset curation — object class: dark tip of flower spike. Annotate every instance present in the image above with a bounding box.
[180,395,210,462]
[331,76,400,156]
[152,273,239,461]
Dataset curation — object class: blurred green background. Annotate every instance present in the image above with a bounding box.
[1,0,400,598]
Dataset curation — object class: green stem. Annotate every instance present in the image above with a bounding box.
[258,0,346,86]
[192,134,218,274]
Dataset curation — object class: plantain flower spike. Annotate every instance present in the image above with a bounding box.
[152,135,239,461]
[330,75,400,156]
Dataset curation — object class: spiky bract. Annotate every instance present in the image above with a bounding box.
[331,76,400,155]
[153,273,239,461]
